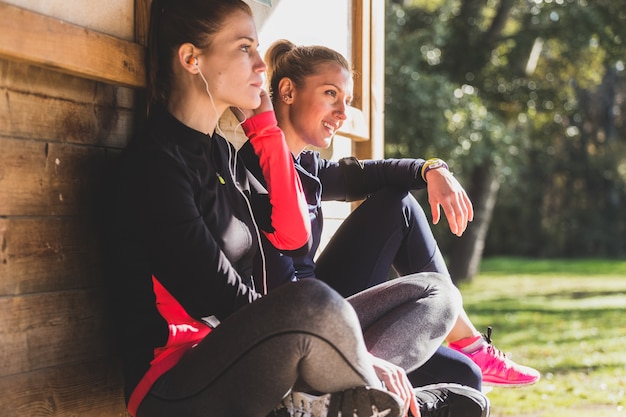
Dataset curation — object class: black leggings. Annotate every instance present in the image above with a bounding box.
[315,188,482,390]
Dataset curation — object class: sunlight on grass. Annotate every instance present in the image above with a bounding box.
[457,258,626,417]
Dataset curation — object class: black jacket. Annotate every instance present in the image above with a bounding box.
[107,107,309,406]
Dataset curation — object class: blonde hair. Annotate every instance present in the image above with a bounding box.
[264,39,352,104]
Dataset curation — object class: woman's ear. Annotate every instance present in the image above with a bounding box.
[278,78,294,104]
[178,43,199,74]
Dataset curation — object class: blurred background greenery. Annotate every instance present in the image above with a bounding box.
[383,3,626,414]
[384,0,626,282]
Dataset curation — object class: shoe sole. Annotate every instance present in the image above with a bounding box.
[482,375,541,388]
[275,386,402,417]
[329,386,402,417]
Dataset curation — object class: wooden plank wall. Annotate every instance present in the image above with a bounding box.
[0,1,147,415]
[0,58,134,417]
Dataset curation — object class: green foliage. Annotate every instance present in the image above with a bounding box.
[385,4,515,178]
[385,0,626,258]
[461,257,626,416]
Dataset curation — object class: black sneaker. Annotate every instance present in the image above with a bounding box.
[413,383,490,417]
[267,385,403,417]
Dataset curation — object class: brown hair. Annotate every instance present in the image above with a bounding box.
[264,39,352,104]
[147,0,252,108]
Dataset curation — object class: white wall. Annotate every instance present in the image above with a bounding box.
[254,0,351,63]
[249,0,355,251]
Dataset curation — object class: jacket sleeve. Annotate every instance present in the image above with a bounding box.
[241,111,311,251]
[318,156,429,202]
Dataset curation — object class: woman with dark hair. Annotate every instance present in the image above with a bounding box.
[107,1,409,416]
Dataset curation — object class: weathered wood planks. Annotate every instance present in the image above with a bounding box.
[0,2,143,415]
[0,55,132,416]
[0,2,146,88]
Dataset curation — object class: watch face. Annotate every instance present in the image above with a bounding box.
[422,159,448,181]
[427,161,445,170]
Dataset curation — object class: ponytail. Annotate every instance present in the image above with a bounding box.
[264,39,352,105]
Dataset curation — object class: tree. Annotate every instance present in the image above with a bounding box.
[385,0,626,280]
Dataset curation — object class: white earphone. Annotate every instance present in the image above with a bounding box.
[188,56,266,293]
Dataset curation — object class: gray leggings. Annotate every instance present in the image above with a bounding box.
[348,273,461,373]
[136,274,460,417]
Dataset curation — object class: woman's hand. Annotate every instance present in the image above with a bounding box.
[368,353,419,417]
[425,168,474,237]
[230,89,273,121]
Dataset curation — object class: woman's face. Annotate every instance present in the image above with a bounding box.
[199,9,266,112]
[289,62,353,150]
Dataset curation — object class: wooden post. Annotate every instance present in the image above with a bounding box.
[351,0,385,161]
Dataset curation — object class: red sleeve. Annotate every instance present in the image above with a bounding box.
[242,111,311,250]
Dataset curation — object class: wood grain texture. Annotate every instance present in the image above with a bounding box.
[0,90,132,147]
[0,218,104,296]
[0,359,129,417]
[0,289,116,377]
[0,3,142,415]
[0,58,135,110]
[0,3,146,88]
[0,138,114,216]
[0,39,131,413]
[135,0,152,46]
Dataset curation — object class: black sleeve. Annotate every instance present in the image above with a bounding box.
[318,156,429,202]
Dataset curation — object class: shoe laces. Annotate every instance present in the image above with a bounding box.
[416,391,451,417]
[481,326,513,369]
[482,326,494,345]
[482,327,503,356]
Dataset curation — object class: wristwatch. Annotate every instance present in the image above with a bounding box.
[421,158,449,181]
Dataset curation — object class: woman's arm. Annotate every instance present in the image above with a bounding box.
[318,156,428,202]
[318,155,473,236]
[241,111,311,252]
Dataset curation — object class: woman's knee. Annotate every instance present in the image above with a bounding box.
[396,272,462,319]
[374,188,427,220]
[359,188,411,216]
[280,279,358,324]
[425,272,463,316]
[394,271,456,293]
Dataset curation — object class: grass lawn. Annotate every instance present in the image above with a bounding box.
[458,257,626,417]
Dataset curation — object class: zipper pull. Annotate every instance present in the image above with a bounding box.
[217,173,226,185]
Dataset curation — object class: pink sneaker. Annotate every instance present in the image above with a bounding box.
[450,327,541,387]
